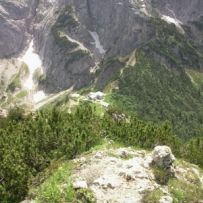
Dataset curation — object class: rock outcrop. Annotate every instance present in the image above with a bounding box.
[25,144,203,203]
[70,145,203,203]
[152,146,176,176]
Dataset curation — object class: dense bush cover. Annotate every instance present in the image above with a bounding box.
[0,103,100,202]
[109,50,203,139]
[105,19,203,140]
[1,103,203,202]
[102,109,181,156]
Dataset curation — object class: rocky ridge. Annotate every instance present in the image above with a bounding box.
[72,145,203,202]
[27,144,203,203]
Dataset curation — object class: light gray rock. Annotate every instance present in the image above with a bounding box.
[88,92,105,101]
[20,200,35,203]
[159,195,173,203]
[94,152,103,159]
[152,146,175,169]
[73,180,88,189]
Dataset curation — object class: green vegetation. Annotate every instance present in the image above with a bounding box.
[7,63,29,92]
[142,189,164,203]
[52,30,78,50]
[0,103,100,202]
[108,50,203,139]
[103,19,203,139]
[7,73,21,92]
[168,178,203,202]
[184,137,203,166]
[31,162,75,203]
[186,69,203,90]
[51,5,78,48]
[152,165,171,185]
[29,160,96,203]
[16,90,28,98]
[148,19,203,69]
[103,108,180,154]
[1,103,203,202]
[51,6,89,65]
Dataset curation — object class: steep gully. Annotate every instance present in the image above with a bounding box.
[20,40,46,104]
[20,0,47,104]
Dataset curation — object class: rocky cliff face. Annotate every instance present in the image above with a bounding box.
[0,0,203,92]
[36,0,203,91]
[0,0,37,58]
[32,0,203,92]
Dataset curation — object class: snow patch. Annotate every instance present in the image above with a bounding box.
[88,92,105,100]
[33,91,46,103]
[161,15,184,33]
[20,40,46,103]
[21,41,42,90]
[89,31,106,55]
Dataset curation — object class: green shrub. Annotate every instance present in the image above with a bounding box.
[184,137,203,167]
[152,166,171,185]
[33,162,74,203]
[102,110,181,156]
[168,178,203,203]
[142,189,164,203]
[1,101,203,202]
[0,103,101,202]
[108,49,203,139]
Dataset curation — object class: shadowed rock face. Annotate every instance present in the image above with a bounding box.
[151,0,203,23]
[0,0,203,92]
[0,0,37,58]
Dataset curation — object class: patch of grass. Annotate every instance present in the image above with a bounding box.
[186,69,203,90]
[54,31,78,50]
[152,166,171,185]
[20,63,29,76]
[50,93,70,107]
[103,80,119,93]
[32,162,75,203]
[7,73,21,92]
[185,169,200,184]
[6,63,29,93]
[142,189,164,203]
[51,5,79,49]
[16,90,28,99]
[89,102,105,117]
[77,86,95,95]
[86,139,124,154]
[75,188,96,203]
[30,160,96,203]
[168,178,203,203]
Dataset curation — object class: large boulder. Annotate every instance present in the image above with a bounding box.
[152,146,175,169]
